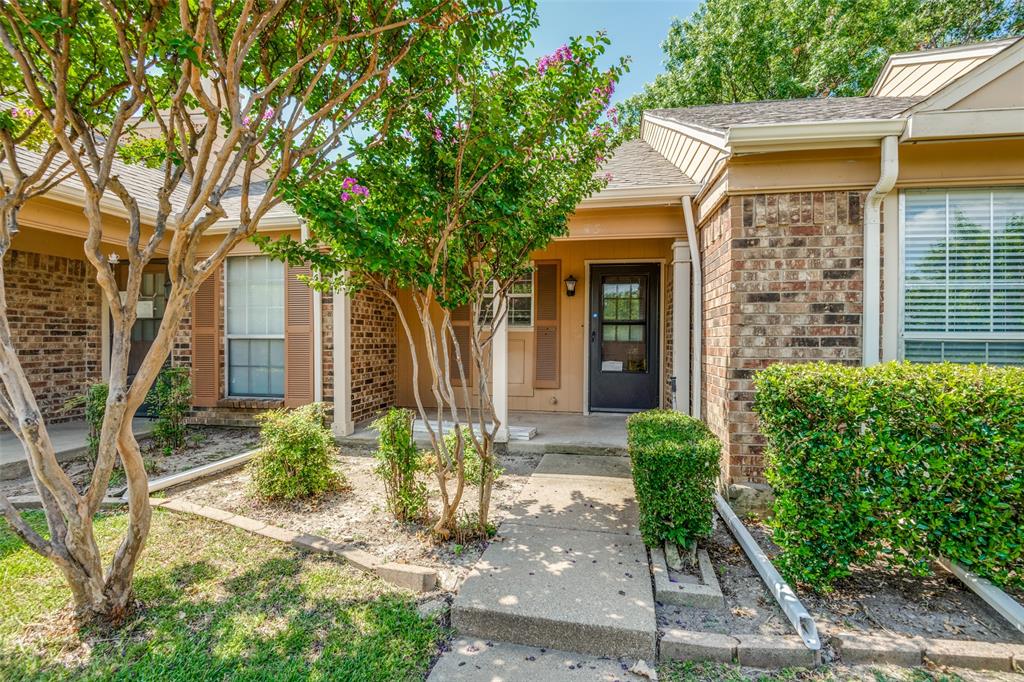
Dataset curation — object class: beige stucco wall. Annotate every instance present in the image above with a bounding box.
[395,207,683,414]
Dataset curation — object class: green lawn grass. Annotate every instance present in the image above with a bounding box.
[0,508,440,681]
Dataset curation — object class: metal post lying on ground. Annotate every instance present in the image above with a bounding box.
[938,556,1024,635]
[714,493,821,651]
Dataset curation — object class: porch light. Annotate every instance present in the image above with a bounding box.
[564,274,577,297]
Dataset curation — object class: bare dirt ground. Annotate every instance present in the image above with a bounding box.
[171,449,541,592]
[0,425,258,498]
[740,519,1024,645]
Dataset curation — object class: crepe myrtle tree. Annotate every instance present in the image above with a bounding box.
[260,31,625,537]
[0,0,511,623]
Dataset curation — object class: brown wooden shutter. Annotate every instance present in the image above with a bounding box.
[284,262,315,407]
[449,304,472,387]
[191,267,221,407]
[534,260,560,389]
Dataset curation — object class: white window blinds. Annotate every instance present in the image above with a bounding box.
[902,188,1024,365]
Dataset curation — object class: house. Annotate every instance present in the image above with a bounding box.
[4,37,1022,485]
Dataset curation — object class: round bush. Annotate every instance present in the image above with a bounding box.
[249,403,343,501]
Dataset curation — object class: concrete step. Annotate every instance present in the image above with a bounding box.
[451,522,656,660]
[428,637,647,681]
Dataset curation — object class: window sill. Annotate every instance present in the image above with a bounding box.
[218,397,284,410]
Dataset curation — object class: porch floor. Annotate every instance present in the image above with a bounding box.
[343,411,628,456]
[1,418,155,480]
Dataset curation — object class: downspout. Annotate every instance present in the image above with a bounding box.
[863,135,899,366]
[300,221,324,401]
[681,196,702,420]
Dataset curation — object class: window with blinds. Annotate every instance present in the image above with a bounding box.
[901,188,1024,365]
[226,255,286,397]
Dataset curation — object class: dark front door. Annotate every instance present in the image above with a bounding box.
[113,262,170,417]
[588,264,660,412]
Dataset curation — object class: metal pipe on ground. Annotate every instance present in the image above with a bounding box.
[938,556,1024,635]
[714,492,821,651]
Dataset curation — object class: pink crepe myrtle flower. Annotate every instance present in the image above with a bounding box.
[433,127,443,142]
[262,108,275,121]
[424,110,434,121]
[603,172,614,182]
[340,177,369,202]
[537,43,577,74]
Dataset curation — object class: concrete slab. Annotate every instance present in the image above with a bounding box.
[504,469,639,536]
[1,418,154,480]
[341,411,628,456]
[532,453,632,479]
[427,638,645,681]
[452,522,655,660]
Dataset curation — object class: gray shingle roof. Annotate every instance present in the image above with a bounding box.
[13,145,295,226]
[647,96,924,133]
[599,139,693,190]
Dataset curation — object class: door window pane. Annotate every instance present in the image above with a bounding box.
[227,256,286,397]
[600,275,648,373]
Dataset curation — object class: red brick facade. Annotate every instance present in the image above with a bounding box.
[2,250,103,424]
[700,192,866,482]
[350,288,397,425]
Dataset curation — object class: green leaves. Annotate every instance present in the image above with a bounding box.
[627,410,721,549]
[755,361,1024,592]
[250,403,345,502]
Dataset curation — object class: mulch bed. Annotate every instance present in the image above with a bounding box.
[169,449,541,593]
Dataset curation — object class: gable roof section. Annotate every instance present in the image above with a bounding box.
[647,97,921,133]
[869,38,1017,97]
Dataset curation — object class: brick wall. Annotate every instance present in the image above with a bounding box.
[699,192,865,483]
[2,250,102,424]
[350,288,397,424]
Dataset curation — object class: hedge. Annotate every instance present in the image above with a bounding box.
[626,409,721,549]
[755,361,1024,592]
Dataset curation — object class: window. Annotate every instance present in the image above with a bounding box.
[901,188,1024,365]
[478,273,533,328]
[226,255,285,397]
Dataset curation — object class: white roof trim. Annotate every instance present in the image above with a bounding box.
[869,38,1017,96]
[725,118,907,153]
[904,36,1024,114]
[641,113,729,151]
[904,108,1024,141]
[579,183,700,209]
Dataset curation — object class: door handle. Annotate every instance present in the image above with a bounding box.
[590,330,596,342]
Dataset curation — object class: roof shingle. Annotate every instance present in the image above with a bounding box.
[598,139,693,190]
[647,96,923,133]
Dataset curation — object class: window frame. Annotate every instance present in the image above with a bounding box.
[478,267,534,330]
[224,255,286,399]
[898,187,1024,364]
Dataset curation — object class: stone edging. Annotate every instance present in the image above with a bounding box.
[660,628,821,669]
[834,632,1024,673]
[651,546,725,609]
[151,497,438,594]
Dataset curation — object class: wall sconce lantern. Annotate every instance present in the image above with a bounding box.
[564,274,577,297]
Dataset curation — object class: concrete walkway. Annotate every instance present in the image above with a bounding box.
[433,453,656,680]
[0,418,154,480]
[342,411,628,456]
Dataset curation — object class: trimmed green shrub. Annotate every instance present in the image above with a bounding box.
[371,408,428,522]
[755,361,1024,592]
[150,366,192,456]
[249,403,343,501]
[626,409,721,549]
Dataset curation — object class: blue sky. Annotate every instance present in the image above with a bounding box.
[528,1,702,103]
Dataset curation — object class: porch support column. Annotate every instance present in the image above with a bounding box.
[332,285,354,437]
[492,296,510,444]
[672,240,692,415]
